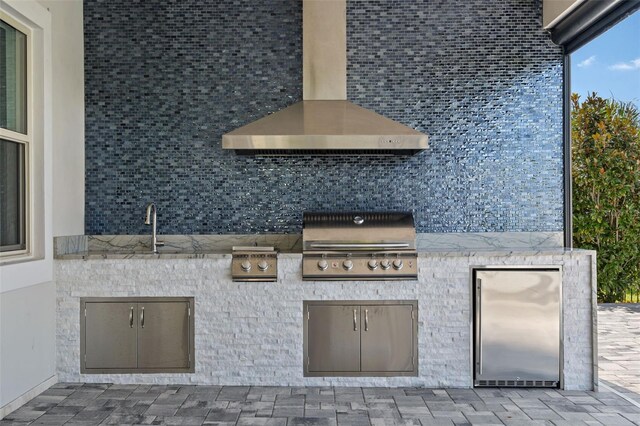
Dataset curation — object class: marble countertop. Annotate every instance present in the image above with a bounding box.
[55,248,592,260]
[54,232,591,260]
[56,250,233,260]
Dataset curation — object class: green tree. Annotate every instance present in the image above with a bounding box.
[572,93,640,302]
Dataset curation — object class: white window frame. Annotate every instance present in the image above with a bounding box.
[0,14,32,259]
[0,0,51,279]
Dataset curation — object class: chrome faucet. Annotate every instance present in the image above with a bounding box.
[144,203,164,253]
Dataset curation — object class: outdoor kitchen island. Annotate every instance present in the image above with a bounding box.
[55,243,597,391]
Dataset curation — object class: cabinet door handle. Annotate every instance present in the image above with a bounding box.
[140,306,145,328]
[129,307,134,328]
[365,309,369,332]
[353,309,357,331]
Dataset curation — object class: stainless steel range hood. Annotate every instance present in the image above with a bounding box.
[222,0,428,155]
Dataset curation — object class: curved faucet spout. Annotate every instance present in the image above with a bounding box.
[144,203,163,253]
[145,203,156,225]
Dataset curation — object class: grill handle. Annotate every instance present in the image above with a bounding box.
[309,243,410,250]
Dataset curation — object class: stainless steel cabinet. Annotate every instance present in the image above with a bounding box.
[304,301,418,377]
[473,268,561,388]
[361,305,414,373]
[307,305,361,373]
[138,302,190,369]
[84,302,137,369]
[81,297,194,373]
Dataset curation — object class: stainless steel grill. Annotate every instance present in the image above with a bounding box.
[302,211,418,281]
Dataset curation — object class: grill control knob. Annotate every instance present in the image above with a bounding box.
[317,260,329,271]
[368,260,378,270]
[380,259,391,270]
[257,260,269,271]
[392,259,403,270]
[343,260,354,271]
[240,260,252,272]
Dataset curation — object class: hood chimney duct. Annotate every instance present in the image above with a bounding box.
[303,0,347,101]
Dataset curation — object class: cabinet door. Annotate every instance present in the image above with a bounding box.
[138,302,190,369]
[84,302,137,369]
[307,305,361,373]
[475,269,560,382]
[361,305,415,373]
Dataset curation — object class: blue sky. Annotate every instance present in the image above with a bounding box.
[571,11,640,108]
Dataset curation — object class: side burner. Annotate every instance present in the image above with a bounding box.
[232,246,278,282]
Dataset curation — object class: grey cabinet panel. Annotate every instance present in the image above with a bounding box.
[474,269,561,385]
[361,305,414,373]
[84,302,137,369]
[81,297,194,373]
[138,302,190,369]
[304,300,417,377]
[307,305,361,373]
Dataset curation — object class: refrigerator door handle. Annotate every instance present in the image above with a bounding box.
[476,278,482,375]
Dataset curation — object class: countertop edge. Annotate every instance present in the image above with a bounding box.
[55,248,596,260]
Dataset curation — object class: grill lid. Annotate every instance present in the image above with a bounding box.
[303,211,417,251]
[303,212,414,227]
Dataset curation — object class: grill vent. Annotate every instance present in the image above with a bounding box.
[234,149,421,156]
[303,211,414,227]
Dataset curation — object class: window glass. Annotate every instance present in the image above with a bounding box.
[0,139,26,251]
[0,20,27,134]
[1,18,28,254]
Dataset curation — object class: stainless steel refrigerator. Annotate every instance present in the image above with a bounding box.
[473,267,562,387]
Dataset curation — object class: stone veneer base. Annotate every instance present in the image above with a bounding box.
[55,250,596,390]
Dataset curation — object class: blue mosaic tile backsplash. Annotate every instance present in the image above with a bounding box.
[84,0,564,234]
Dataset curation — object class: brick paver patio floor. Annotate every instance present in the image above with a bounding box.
[1,304,639,425]
[598,303,640,404]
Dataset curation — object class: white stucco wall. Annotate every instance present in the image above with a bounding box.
[0,283,56,410]
[1,0,83,416]
[44,0,85,236]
